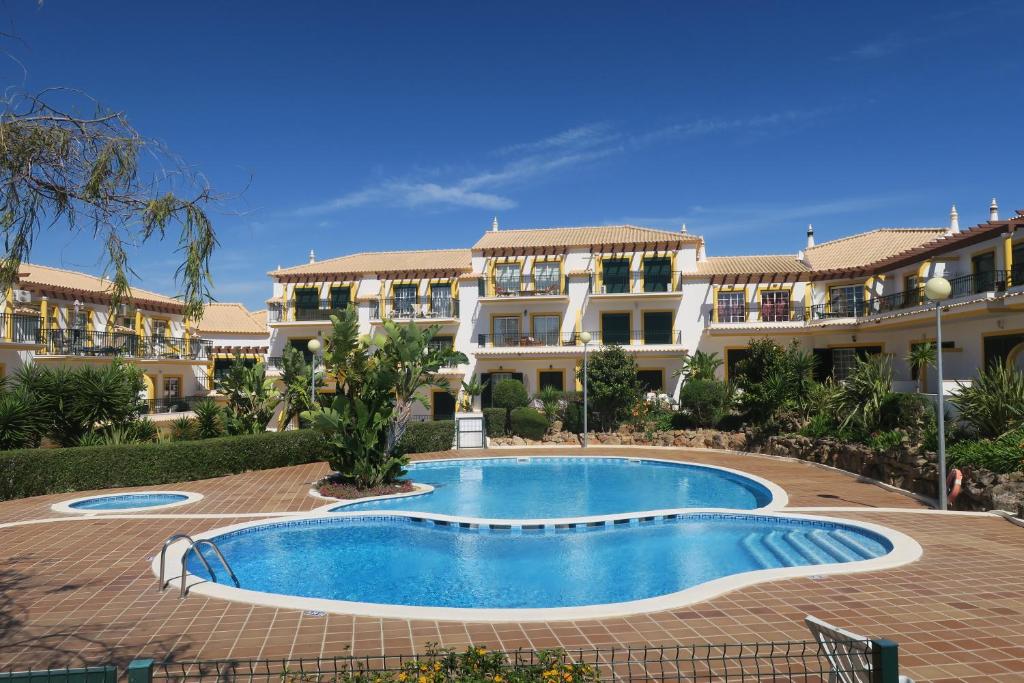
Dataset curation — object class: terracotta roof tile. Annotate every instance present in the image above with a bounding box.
[15,263,181,308]
[249,309,267,327]
[271,249,471,278]
[803,228,947,271]
[696,255,810,276]
[195,303,266,335]
[473,225,699,251]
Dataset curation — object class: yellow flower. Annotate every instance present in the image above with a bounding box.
[418,676,428,683]
[433,663,442,672]
[476,647,487,655]
[398,674,408,682]
[494,676,503,683]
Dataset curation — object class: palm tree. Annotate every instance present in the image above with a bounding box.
[459,375,488,411]
[673,350,723,382]
[906,343,937,393]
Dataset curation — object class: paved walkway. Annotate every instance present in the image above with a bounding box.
[0,447,1021,682]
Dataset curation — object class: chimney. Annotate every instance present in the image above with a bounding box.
[308,249,316,264]
[806,224,815,249]
[949,204,960,233]
[491,216,499,232]
[680,223,688,234]
[989,198,999,222]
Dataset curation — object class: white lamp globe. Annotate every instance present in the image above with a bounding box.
[579,331,592,344]
[924,276,952,302]
[306,338,322,353]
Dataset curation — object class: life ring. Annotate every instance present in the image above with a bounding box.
[946,468,963,506]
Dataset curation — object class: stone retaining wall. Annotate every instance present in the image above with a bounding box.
[489,429,1024,513]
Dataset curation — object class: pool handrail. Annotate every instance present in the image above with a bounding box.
[157,534,240,599]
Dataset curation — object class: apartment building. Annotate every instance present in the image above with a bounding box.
[266,201,1024,420]
[0,264,215,412]
[193,303,270,386]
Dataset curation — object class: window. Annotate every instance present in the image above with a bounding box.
[430,283,452,317]
[72,310,88,330]
[152,320,168,339]
[294,287,319,311]
[602,259,630,293]
[971,252,999,293]
[638,370,664,392]
[162,377,180,399]
[910,341,955,380]
[601,312,630,345]
[725,348,750,380]
[330,286,351,310]
[539,371,564,392]
[716,291,746,323]
[642,311,673,344]
[493,316,521,346]
[829,285,864,316]
[643,257,671,292]
[1013,243,1023,283]
[759,290,791,322]
[903,275,922,307]
[480,371,523,408]
[531,315,560,345]
[392,284,417,316]
[494,263,521,296]
[429,335,454,352]
[533,261,561,294]
[432,391,456,421]
[831,348,858,381]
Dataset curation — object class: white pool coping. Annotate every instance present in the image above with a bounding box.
[52,490,204,515]
[152,507,921,623]
[307,454,789,512]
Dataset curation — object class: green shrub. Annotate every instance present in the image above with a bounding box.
[670,411,695,430]
[510,407,549,440]
[880,392,935,433]
[0,390,46,450]
[947,426,1024,474]
[951,362,1024,438]
[0,429,330,501]
[677,379,734,428]
[170,416,199,441]
[483,407,507,437]
[867,429,904,452]
[396,420,455,454]
[562,401,585,434]
[492,379,529,434]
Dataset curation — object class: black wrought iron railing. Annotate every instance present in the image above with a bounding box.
[265,356,284,369]
[594,270,683,294]
[477,331,578,347]
[477,329,681,347]
[36,329,212,360]
[947,269,1010,298]
[484,275,567,297]
[381,297,459,320]
[142,394,207,415]
[583,329,684,345]
[713,302,808,323]
[268,301,354,323]
[0,313,42,342]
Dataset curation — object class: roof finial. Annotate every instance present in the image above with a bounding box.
[680,223,687,234]
[806,223,815,249]
[308,249,316,264]
[491,216,499,232]
[949,204,960,233]
[989,197,999,222]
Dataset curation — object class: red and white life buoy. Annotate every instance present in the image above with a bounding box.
[946,468,963,506]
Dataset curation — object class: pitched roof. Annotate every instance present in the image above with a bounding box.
[270,248,472,278]
[249,309,267,328]
[696,255,810,276]
[15,263,182,309]
[802,228,947,271]
[194,303,266,335]
[473,225,700,252]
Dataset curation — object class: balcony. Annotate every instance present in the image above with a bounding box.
[713,301,807,324]
[591,271,683,295]
[0,313,42,343]
[268,301,353,323]
[476,329,682,348]
[37,329,212,360]
[582,329,683,345]
[142,394,208,415]
[373,298,459,321]
[477,331,578,347]
[482,275,567,298]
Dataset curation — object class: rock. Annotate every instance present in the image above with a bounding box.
[550,420,563,433]
[510,436,526,446]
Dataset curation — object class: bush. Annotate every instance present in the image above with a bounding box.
[578,346,643,431]
[867,429,905,453]
[880,392,934,433]
[395,420,455,454]
[492,379,529,434]
[670,411,695,430]
[510,407,549,440]
[483,407,507,437]
[0,429,330,501]
[562,400,585,434]
[677,379,734,428]
[948,426,1024,474]
[951,363,1024,438]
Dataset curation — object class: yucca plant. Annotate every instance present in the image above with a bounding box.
[673,350,723,382]
[0,389,46,450]
[534,385,564,423]
[169,416,198,441]
[951,362,1024,438]
[906,343,937,393]
[192,398,225,438]
[830,355,894,433]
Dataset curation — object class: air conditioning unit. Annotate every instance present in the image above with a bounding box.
[12,289,31,304]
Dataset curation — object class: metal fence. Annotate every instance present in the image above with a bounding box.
[1,640,903,683]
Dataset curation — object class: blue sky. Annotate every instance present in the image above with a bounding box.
[6,1,1023,310]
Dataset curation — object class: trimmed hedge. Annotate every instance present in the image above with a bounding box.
[483,407,506,438]
[510,407,549,440]
[396,420,455,455]
[0,429,330,501]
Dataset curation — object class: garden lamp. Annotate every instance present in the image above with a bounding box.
[307,337,322,405]
[924,276,951,510]
[579,331,592,448]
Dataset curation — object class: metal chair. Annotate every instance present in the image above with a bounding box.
[805,616,913,683]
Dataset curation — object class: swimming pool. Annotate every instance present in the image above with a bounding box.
[329,457,780,517]
[54,491,201,513]
[179,511,915,619]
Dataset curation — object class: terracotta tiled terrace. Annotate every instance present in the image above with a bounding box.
[1,447,1023,683]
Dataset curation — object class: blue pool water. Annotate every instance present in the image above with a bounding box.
[69,493,189,510]
[334,457,773,517]
[188,514,891,608]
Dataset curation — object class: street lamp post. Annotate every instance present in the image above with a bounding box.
[306,337,322,406]
[579,331,592,448]
[924,276,951,510]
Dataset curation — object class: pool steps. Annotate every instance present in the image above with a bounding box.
[741,528,877,569]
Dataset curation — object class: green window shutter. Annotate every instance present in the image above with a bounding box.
[643,312,673,344]
[294,288,319,309]
[330,287,350,309]
[601,313,630,344]
[643,258,671,292]
[603,259,630,293]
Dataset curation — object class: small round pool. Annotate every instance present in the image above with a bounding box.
[329,457,781,517]
[54,491,201,513]
[179,512,913,618]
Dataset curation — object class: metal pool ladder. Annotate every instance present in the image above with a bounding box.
[157,533,240,599]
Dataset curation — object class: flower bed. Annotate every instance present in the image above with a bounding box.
[317,478,415,500]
